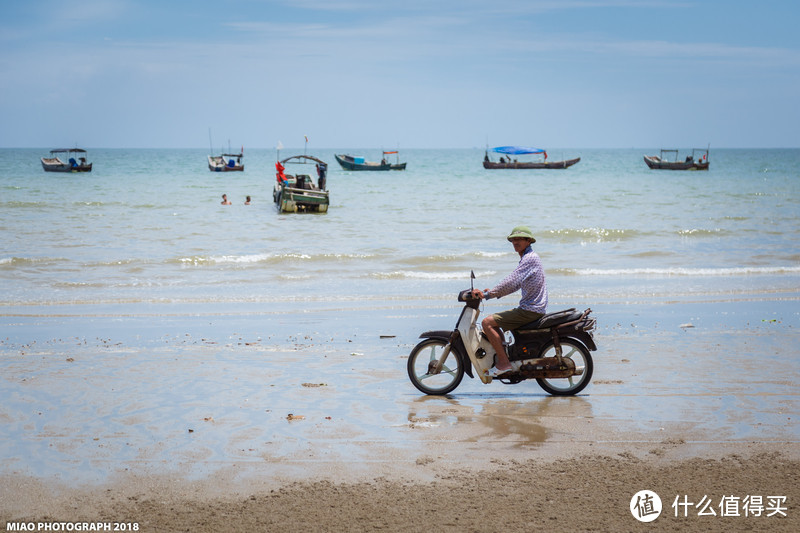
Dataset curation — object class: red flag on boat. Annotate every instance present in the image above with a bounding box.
[275,161,286,183]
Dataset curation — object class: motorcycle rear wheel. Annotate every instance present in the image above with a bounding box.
[407,338,465,395]
[536,339,593,396]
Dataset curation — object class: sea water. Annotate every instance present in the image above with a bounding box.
[2,147,799,481]
[1,148,798,318]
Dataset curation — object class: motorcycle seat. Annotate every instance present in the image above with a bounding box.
[520,308,583,330]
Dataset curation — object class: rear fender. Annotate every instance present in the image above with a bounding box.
[418,330,474,379]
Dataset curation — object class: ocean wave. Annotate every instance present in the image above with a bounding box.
[553,266,800,277]
[545,228,640,242]
[545,227,735,242]
[0,256,66,267]
[176,252,376,266]
[3,201,48,208]
[626,251,674,258]
[213,253,308,264]
[677,228,731,237]
[277,273,313,281]
[85,259,139,268]
[371,270,496,280]
[399,251,510,266]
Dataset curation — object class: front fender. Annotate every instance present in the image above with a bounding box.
[419,330,452,340]
[418,330,474,379]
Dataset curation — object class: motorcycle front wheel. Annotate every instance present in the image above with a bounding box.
[407,338,465,395]
[536,339,594,396]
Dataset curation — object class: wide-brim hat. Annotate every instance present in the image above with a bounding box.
[507,225,536,243]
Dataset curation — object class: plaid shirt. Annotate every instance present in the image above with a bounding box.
[486,245,548,313]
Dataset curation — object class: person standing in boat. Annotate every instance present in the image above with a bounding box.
[472,226,548,374]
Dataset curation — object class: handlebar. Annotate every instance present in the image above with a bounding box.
[458,289,484,302]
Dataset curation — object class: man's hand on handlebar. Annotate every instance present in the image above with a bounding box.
[471,289,489,300]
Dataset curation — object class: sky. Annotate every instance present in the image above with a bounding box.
[1,0,798,149]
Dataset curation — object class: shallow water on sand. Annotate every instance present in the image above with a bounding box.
[1,298,797,483]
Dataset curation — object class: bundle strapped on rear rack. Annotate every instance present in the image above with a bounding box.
[556,308,596,334]
[575,308,596,334]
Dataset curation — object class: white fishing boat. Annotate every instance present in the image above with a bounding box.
[41,148,92,172]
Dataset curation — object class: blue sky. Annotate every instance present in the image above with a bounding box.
[1,0,798,149]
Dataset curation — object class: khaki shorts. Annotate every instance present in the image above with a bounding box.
[492,308,544,331]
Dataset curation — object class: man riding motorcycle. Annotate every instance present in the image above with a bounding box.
[473,225,548,375]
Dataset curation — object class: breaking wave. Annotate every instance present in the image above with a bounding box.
[176,252,377,266]
[371,270,496,280]
[553,266,800,277]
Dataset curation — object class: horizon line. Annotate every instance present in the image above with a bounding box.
[5,146,799,151]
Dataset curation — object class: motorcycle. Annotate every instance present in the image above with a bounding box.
[407,273,597,396]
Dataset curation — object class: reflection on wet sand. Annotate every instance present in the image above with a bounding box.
[406,394,594,447]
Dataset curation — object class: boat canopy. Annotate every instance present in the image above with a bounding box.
[50,148,87,154]
[491,146,544,155]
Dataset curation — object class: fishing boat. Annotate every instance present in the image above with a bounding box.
[208,151,244,171]
[483,146,580,169]
[273,155,330,213]
[335,151,406,171]
[644,147,709,170]
[41,148,92,172]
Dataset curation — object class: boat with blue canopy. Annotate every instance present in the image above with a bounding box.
[483,146,580,169]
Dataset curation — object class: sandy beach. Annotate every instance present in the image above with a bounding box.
[1,297,798,531]
[3,447,798,532]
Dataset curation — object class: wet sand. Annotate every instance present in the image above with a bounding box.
[1,298,799,531]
